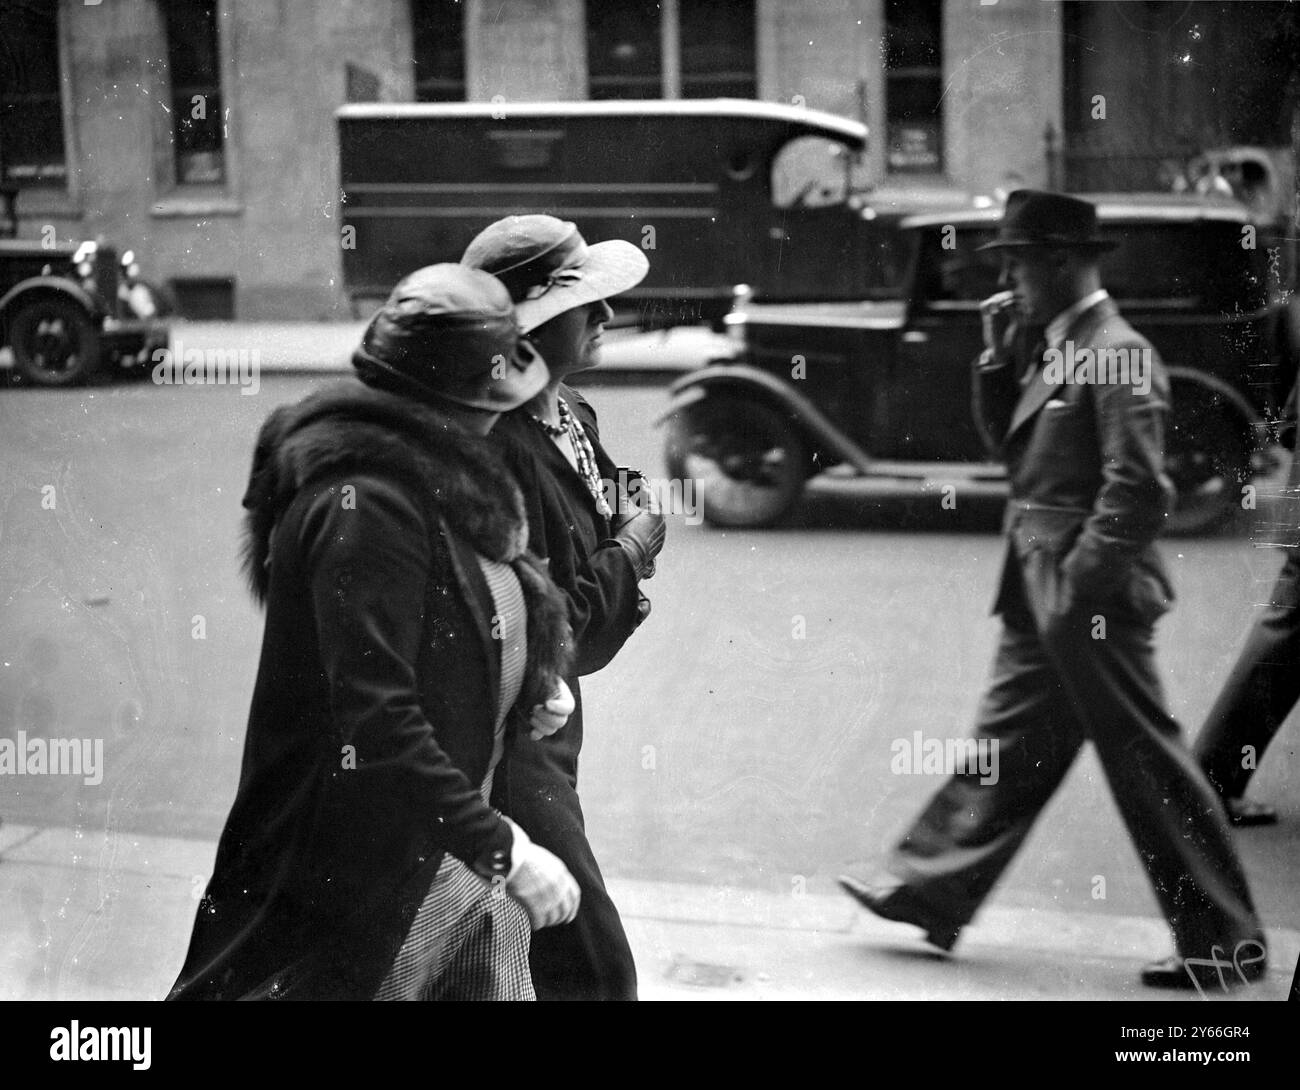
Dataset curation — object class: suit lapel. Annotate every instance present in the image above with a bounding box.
[536,426,604,521]
[1005,297,1118,440]
[1006,353,1064,439]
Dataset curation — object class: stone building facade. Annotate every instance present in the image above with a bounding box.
[2,1,1292,318]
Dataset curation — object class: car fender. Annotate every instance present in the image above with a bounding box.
[0,277,101,326]
[1166,365,1264,447]
[659,362,875,474]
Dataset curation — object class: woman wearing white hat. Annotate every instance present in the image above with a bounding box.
[464,216,664,1000]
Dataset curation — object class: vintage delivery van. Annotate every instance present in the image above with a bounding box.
[336,99,903,324]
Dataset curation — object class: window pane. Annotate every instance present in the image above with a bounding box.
[919,224,1264,307]
[0,0,66,187]
[164,0,225,185]
[885,0,943,174]
[680,0,756,99]
[587,0,662,100]
[412,0,465,102]
[884,0,941,70]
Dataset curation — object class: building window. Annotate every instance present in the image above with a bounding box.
[164,0,226,185]
[680,0,757,98]
[169,276,235,320]
[587,0,755,100]
[0,0,66,188]
[884,0,943,175]
[412,0,466,102]
[588,0,663,100]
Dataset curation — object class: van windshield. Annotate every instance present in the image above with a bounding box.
[771,135,856,209]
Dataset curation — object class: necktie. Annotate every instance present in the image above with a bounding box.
[1020,332,1049,388]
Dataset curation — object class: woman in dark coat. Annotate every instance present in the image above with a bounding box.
[463,216,666,1000]
[167,265,581,1001]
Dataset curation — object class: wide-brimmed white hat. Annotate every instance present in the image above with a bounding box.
[461,215,649,333]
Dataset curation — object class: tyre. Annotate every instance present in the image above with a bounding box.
[8,296,101,387]
[664,393,807,527]
[1163,378,1252,536]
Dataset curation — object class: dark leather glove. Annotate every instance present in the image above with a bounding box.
[614,509,666,580]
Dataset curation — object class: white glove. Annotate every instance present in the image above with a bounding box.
[527,678,575,741]
[501,817,581,930]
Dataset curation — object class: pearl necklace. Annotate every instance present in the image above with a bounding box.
[527,397,612,518]
[527,399,570,437]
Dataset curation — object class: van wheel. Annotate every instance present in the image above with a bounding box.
[665,394,806,527]
[1163,379,1252,536]
[9,297,100,387]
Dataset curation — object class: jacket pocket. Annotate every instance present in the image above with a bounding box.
[1008,505,1088,558]
[1120,562,1174,627]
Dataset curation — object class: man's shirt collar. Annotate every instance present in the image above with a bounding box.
[1045,289,1110,350]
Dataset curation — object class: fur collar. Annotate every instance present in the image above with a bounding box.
[240,380,573,706]
[240,380,528,602]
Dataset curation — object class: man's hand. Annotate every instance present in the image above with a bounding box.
[501,818,581,930]
[980,290,1019,359]
[527,678,575,741]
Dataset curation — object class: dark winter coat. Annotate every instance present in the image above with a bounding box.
[167,380,572,1001]
[485,386,643,999]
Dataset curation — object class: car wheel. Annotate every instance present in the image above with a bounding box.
[1163,379,1252,536]
[8,297,101,387]
[665,393,807,527]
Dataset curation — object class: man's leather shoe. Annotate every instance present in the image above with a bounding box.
[837,874,961,952]
[1225,797,1278,827]
[1140,944,1268,991]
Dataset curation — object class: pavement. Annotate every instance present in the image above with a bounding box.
[3,330,1297,1004]
[1,819,1295,1002]
[94,320,722,383]
[0,318,719,387]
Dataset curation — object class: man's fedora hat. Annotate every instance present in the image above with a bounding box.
[977,190,1117,253]
[352,263,548,411]
[461,214,649,333]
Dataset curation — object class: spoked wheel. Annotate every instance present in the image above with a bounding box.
[1163,379,1252,535]
[9,297,100,387]
[664,394,807,527]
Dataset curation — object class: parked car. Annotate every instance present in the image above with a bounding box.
[663,195,1299,535]
[0,237,170,386]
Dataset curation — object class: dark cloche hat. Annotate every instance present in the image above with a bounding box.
[977,190,1117,253]
[352,263,547,411]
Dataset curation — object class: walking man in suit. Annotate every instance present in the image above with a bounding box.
[839,191,1267,990]
[1193,379,1300,826]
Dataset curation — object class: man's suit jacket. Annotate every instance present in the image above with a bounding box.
[973,296,1177,627]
